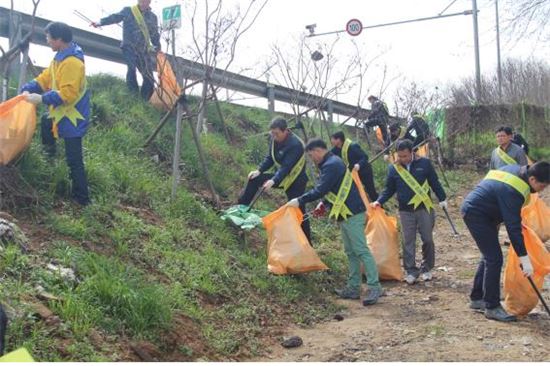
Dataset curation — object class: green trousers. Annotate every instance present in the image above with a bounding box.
[339,212,381,290]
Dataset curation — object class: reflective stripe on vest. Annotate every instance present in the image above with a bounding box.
[0,348,35,362]
[271,134,305,191]
[341,138,352,167]
[48,60,87,139]
[394,163,434,211]
[131,5,153,51]
[485,170,530,205]
[496,146,517,165]
[326,169,353,220]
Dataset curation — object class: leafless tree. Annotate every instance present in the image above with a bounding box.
[185,0,269,135]
[503,0,550,44]
[0,0,41,101]
[393,81,447,118]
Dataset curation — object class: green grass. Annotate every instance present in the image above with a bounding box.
[2,74,345,361]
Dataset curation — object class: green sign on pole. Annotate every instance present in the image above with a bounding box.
[162,5,181,29]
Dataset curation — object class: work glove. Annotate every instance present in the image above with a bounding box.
[286,198,299,208]
[313,202,326,218]
[90,21,101,28]
[519,256,534,277]
[383,154,390,162]
[25,93,42,105]
[439,201,448,210]
[248,170,260,180]
[353,164,360,171]
[263,179,275,190]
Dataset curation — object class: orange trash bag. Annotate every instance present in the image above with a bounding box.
[353,171,403,280]
[503,224,550,316]
[0,95,36,166]
[262,205,328,275]
[150,52,181,110]
[521,193,550,243]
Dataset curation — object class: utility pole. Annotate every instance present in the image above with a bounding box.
[495,0,503,102]
[472,0,482,103]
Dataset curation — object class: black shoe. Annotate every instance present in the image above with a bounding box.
[363,287,383,306]
[334,287,360,300]
[485,306,516,322]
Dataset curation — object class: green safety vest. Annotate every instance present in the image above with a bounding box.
[271,134,305,191]
[496,146,517,165]
[48,61,87,139]
[485,170,531,205]
[326,169,353,220]
[341,138,353,167]
[131,5,154,51]
[394,163,434,211]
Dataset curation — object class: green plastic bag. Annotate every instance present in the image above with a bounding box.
[221,205,269,230]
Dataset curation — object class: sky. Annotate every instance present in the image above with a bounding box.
[1,0,548,118]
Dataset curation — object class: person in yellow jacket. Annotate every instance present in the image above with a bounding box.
[21,22,91,206]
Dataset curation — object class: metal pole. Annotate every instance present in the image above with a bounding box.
[171,28,176,57]
[495,0,503,101]
[171,102,184,199]
[472,0,482,103]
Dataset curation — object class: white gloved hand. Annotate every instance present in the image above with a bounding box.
[519,256,534,277]
[248,170,260,180]
[263,179,275,190]
[383,154,390,162]
[287,198,300,208]
[371,201,381,209]
[353,164,360,171]
[439,201,448,210]
[25,93,42,105]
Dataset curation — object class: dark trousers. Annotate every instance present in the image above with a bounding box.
[122,47,155,101]
[463,212,502,309]
[0,304,7,356]
[41,116,90,205]
[238,173,311,243]
[359,165,379,202]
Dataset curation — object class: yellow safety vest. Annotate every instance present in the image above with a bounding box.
[394,163,434,211]
[0,348,35,362]
[131,5,153,52]
[485,170,531,205]
[48,61,87,139]
[496,146,517,165]
[326,169,353,220]
[271,134,305,191]
[341,138,352,167]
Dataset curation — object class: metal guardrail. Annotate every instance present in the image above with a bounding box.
[0,6,375,121]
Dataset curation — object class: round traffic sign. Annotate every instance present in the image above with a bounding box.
[346,18,363,36]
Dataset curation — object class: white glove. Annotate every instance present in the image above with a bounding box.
[353,164,360,171]
[519,256,534,277]
[25,93,42,105]
[371,201,381,209]
[439,201,448,210]
[383,154,390,162]
[248,170,260,180]
[287,198,300,208]
[263,179,275,190]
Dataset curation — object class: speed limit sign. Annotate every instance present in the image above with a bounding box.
[346,18,363,36]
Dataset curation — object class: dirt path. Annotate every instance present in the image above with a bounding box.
[255,195,550,362]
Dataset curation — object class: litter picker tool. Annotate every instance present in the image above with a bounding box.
[525,273,550,316]
[246,186,265,212]
[442,206,459,236]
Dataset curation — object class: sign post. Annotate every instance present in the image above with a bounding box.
[162,5,182,30]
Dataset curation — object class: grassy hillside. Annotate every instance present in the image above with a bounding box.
[1,75,353,361]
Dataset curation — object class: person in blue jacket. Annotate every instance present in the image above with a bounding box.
[287,138,382,305]
[372,139,447,285]
[21,22,91,206]
[461,161,549,322]
[239,117,311,241]
[92,0,161,100]
[330,131,379,202]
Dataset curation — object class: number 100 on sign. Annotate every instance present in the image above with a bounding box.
[346,19,363,36]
